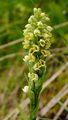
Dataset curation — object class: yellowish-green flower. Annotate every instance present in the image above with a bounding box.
[28,15,37,26]
[23,29,28,35]
[23,41,30,49]
[41,13,50,22]
[25,24,31,29]
[24,33,33,41]
[29,44,39,54]
[43,33,49,39]
[38,59,45,67]
[28,73,38,81]
[37,21,43,28]
[41,50,50,57]
[39,39,45,47]
[44,38,51,49]
[33,59,45,71]
[28,54,35,62]
[33,63,40,71]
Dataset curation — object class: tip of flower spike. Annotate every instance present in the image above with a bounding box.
[34,8,38,13]
[23,7,53,78]
[33,8,42,17]
[37,8,41,12]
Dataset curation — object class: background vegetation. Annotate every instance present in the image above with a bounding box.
[0,0,68,120]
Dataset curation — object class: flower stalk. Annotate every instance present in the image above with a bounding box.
[22,8,53,120]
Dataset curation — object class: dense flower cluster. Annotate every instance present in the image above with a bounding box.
[23,8,53,82]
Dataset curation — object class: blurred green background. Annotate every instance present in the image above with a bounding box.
[0,0,68,120]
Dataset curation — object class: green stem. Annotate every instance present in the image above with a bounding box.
[29,81,40,120]
[30,91,39,120]
[28,69,46,120]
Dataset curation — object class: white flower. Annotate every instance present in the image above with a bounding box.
[28,15,35,23]
[34,29,40,36]
[24,33,33,41]
[23,54,35,62]
[45,17,50,21]
[23,29,28,35]
[41,13,50,21]
[43,33,49,38]
[37,21,43,28]
[25,24,31,28]
[22,86,29,93]
[23,55,29,62]
[41,13,45,17]
[23,41,30,49]
[37,8,41,13]
[46,26,53,32]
